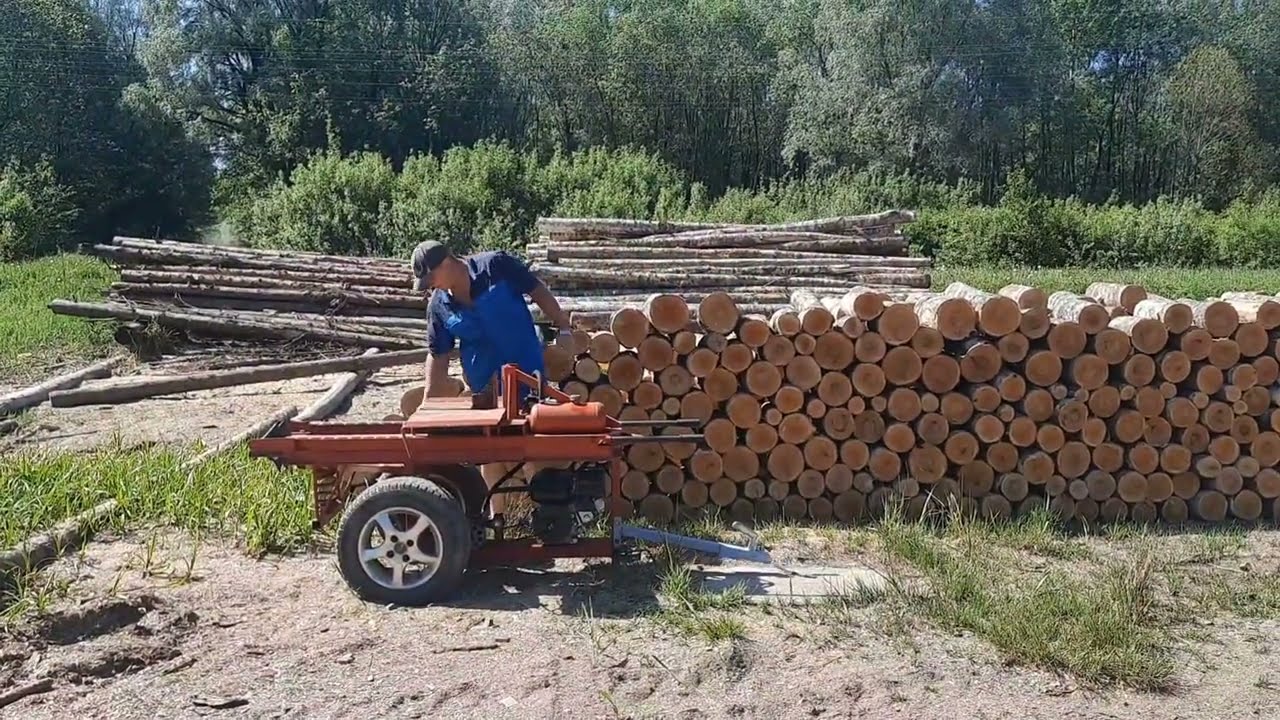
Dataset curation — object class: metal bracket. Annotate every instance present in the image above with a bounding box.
[614,522,773,564]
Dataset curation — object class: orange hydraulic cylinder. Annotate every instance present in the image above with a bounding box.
[527,401,609,435]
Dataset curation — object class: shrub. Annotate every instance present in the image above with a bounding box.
[385,141,540,256]
[0,163,78,262]
[535,146,689,220]
[1217,190,1280,268]
[231,150,397,256]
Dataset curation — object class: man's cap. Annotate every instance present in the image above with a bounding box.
[410,241,450,291]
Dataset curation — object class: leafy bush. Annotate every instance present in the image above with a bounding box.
[536,145,689,220]
[1217,190,1280,268]
[386,141,540,256]
[230,150,397,256]
[0,163,78,262]
[911,171,1270,269]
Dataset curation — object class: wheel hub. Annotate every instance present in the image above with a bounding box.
[358,507,444,590]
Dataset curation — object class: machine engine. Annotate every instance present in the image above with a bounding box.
[527,465,608,544]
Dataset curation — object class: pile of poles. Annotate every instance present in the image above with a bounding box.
[54,237,430,350]
[549,283,1280,526]
[526,210,930,328]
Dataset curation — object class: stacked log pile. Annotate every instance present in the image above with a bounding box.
[526,211,930,328]
[566,284,1280,527]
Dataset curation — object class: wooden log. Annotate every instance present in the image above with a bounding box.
[610,308,650,349]
[717,341,752,374]
[817,372,854,408]
[1129,295,1191,334]
[910,327,945,359]
[1086,282,1147,313]
[999,284,1047,310]
[1192,490,1228,522]
[837,288,889,321]
[806,398,828,419]
[50,349,428,408]
[944,282,1020,337]
[791,290,836,336]
[851,363,887,398]
[744,361,783,399]
[959,340,1001,384]
[786,356,822,391]
[698,292,740,334]
[804,436,839,471]
[717,446,756,483]
[794,333,817,356]
[883,346,924,386]
[1067,354,1108,391]
[814,331,856,370]
[702,367,738,403]
[1021,388,1055,423]
[971,385,1001,413]
[1207,339,1241,370]
[855,332,887,364]
[941,392,976,426]
[0,356,126,416]
[1234,322,1269,358]
[736,317,771,350]
[767,443,805,483]
[868,447,902,482]
[1048,292,1109,334]
[643,294,691,334]
[703,419,737,453]
[997,332,1031,364]
[1107,316,1166,356]
[1046,322,1087,359]
[779,413,817,446]
[1185,299,1239,338]
[533,265,929,290]
[915,295,976,341]
[945,431,980,465]
[1020,306,1051,340]
[761,334,796,367]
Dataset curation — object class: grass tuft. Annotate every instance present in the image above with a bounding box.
[876,509,1175,690]
[0,254,115,375]
[0,444,314,556]
[653,554,748,641]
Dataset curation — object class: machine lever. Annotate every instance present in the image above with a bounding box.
[616,418,702,428]
[615,523,773,564]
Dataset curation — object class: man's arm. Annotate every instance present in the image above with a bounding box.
[424,353,453,398]
[492,251,571,330]
[424,292,456,398]
[529,281,571,330]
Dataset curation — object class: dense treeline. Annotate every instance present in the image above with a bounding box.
[3,0,1280,263]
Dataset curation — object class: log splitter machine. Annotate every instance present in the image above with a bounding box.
[249,364,772,605]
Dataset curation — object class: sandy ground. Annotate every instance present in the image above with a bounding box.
[0,532,1278,720]
[5,355,1280,718]
[2,360,426,453]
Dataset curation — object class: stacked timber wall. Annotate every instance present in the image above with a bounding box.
[545,285,1280,526]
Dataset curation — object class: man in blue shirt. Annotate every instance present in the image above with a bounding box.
[412,240,571,405]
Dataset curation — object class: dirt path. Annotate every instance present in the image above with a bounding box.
[4,362,425,453]
[2,532,1276,720]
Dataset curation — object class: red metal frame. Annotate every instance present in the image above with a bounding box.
[250,364,633,568]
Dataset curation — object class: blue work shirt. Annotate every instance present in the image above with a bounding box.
[425,251,546,394]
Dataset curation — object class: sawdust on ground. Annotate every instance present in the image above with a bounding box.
[1,531,1277,720]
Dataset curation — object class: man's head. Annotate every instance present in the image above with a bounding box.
[410,240,467,293]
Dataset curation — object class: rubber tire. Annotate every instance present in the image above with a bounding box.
[336,476,472,606]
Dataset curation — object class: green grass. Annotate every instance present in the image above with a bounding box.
[652,554,748,641]
[876,511,1175,690]
[936,266,1280,299]
[0,444,314,556]
[0,254,115,375]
